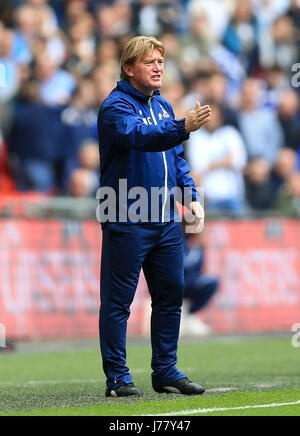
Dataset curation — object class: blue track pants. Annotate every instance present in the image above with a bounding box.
[99,222,186,390]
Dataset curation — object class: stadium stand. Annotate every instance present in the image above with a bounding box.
[0,0,299,216]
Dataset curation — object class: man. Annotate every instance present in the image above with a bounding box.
[187,101,247,216]
[98,36,211,397]
[181,230,219,337]
[238,78,284,166]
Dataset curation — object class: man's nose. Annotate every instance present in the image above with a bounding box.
[153,61,162,70]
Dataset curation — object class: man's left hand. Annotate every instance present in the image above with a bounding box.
[189,201,205,233]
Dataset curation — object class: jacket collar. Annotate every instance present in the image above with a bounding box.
[116,80,160,102]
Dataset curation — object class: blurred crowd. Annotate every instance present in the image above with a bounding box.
[0,0,300,216]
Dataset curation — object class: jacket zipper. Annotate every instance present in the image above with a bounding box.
[148,97,168,222]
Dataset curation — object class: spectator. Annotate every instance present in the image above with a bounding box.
[96,2,133,40]
[134,0,183,36]
[7,99,64,192]
[259,14,298,73]
[206,71,239,129]
[261,65,290,109]
[244,157,281,210]
[186,102,247,216]
[27,0,59,39]
[0,24,23,134]
[7,9,32,65]
[287,0,300,31]
[161,81,187,119]
[60,78,98,160]
[180,9,218,80]
[222,0,260,75]
[277,89,300,151]
[275,172,300,216]
[245,148,298,210]
[159,32,183,83]
[7,75,97,193]
[64,139,100,196]
[78,139,100,172]
[181,230,219,337]
[254,0,290,32]
[68,167,97,198]
[14,1,66,65]
[95,39,119,69]
[273,146,298,181]
[64,0,91,29]
[34,52,76,106]
[183,71,212,109]
[93,65,116,105]
[0,0,299,204]
[238,78,285,165]
[65,13,96,77]
[14,4,38,48]
[0,27,20,106]
[188,0,230,41]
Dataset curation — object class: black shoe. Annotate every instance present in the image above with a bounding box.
[105,383,144,398]
[153,377,205,395]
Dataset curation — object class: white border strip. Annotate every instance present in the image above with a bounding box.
[147,401,300,416]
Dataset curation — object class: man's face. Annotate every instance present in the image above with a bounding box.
[125,47,164,95]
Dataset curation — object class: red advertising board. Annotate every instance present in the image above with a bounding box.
[0,218,299,339]
[0,220,101,339]
[203,219,300,333]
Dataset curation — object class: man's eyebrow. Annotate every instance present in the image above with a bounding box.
[143,57,164,62]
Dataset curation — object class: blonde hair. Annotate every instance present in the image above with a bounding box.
[120,36,165,81]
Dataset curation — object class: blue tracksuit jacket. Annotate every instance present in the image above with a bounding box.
[97,80,200,223]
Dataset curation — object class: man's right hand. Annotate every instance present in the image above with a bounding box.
[185,101,212,134]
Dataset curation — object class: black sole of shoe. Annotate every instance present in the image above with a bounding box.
[154,387,205,395]
[106,390,144,398]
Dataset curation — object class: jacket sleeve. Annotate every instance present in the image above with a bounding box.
[99,99,189,152]
[163,101,202,205]
[175,145,202,205]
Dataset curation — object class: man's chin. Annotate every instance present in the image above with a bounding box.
[151,80,162,90]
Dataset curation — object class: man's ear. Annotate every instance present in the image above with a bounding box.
[123,63,134,78]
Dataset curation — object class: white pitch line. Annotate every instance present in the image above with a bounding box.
[146,401,300,416]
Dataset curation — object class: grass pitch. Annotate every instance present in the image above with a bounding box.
[0,336,299,416]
